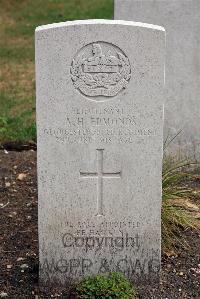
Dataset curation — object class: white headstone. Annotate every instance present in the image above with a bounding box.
[35,20,165,284]
[115,0,200,159]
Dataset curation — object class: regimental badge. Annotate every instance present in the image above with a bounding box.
[70,42,131,99]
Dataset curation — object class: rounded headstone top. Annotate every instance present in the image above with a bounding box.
[35,19,165,33]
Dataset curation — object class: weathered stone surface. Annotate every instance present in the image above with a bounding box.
[115,0,200,159]
[35,20,165,284]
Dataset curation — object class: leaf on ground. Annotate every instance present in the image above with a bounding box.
[17,173,27,180]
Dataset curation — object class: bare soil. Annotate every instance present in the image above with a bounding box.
[0,150,199,298]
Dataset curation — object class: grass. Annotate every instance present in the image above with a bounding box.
[0,0,113,143]
[75,272,137,299]
[162,154,200,252]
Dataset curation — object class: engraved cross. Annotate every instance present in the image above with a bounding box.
[80,149,121,216]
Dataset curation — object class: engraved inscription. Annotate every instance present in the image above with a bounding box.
[80,149,121,216]
[42,104,158,144]
[71,42,131,99]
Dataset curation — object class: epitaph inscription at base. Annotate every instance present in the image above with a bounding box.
[36,20,165,284]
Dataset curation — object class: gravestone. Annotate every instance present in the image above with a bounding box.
[35,20,165,284]
[115,0,200,159]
